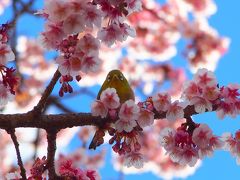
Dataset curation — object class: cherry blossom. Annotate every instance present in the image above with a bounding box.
[123,152,145,169]
[100,88,120,109]
[222,130,240,165]
[77,34,100,55]
[62,13,85,35]
[192,124,212,147]
[115,118,137,132]
[194,68,217,87]
[166,100,187,121]
[91,100,108,118]
[97,23,122,46]
[29,156,47,179]
[189,96,212,113]
[160,123,223,167]
[217,84,240,119]
[152,92,171,112]
[137,109,154,128]
[0,83,14,107]
[119,99,139,120]
[82,3,103,28]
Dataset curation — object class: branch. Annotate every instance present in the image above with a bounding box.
[46,129,58,180]
[31,70,61,114]
[6,129,27,179]
[0,104,218,130]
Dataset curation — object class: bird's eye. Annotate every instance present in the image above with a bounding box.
[107,76,111,82]
[119,74,123,81]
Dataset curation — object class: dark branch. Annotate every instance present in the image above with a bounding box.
[6,129,27,179]
[0,104,218,130]
[31,70,61,114]
[46,129,58,180]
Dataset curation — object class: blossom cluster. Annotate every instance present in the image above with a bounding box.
[40,0,142,96]
[160,123,223,166]
[58,160,99,180]
[126,0,229,72]
[114,119,202,179]
[91,68,240,169]
[6,156,100,180]
[0,23,17,108]
[181,68,240,119]
[181,68,219,114]
[222,130,240,165]
[91,88,154,168]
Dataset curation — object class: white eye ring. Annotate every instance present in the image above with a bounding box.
[107,76,111,82]
[119,74,123,81]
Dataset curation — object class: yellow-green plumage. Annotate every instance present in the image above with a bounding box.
[89,69,135,150]
[97,69,135,103]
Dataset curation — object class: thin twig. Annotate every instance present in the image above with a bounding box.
[6,129,27,179]
[31,70,61,115]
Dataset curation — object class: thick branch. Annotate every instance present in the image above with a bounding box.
[46,129,58,180]
[6,129,27,179]
[0,105,218,130]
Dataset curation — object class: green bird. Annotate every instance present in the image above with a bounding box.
[97,69,135,103]
[89,69,135,149]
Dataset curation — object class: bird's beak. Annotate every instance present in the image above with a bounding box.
[113,74,119,80]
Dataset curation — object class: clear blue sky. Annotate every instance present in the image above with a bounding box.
[1,1,240,179]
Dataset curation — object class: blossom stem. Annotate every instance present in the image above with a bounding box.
[6,128,27,179]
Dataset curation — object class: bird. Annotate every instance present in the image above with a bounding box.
[89,69,135,149]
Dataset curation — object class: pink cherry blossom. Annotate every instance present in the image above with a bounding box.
[123,152,145,169]
[221,84,240,103]
[91,100,108,118]
[44,0,71,22]
[194,68,217,87]
[222,130,240,165]
[82,4,103,28]
[100,88,120,109]
[152,92,171,112]
[192,124,212,148]
[77,34,100,55]
[81,53,101,73]
[97,23,122,46]
[216,101,236,119]
[115,118,137,132]
[119,99,139,120]
[41,22,65,49]
[190,96,212,113]
[62,13,85,34]
[178,146,199,167]
[166,101,187,121]
[159,127,176,151]
[119,23,136,42]
[56,56,79,76]
[137,109,154,128]
[0,83,13,107]
[182,81,201,101]
[202,85,220,101]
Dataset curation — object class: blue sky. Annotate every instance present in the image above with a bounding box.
[1,0,240,179]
